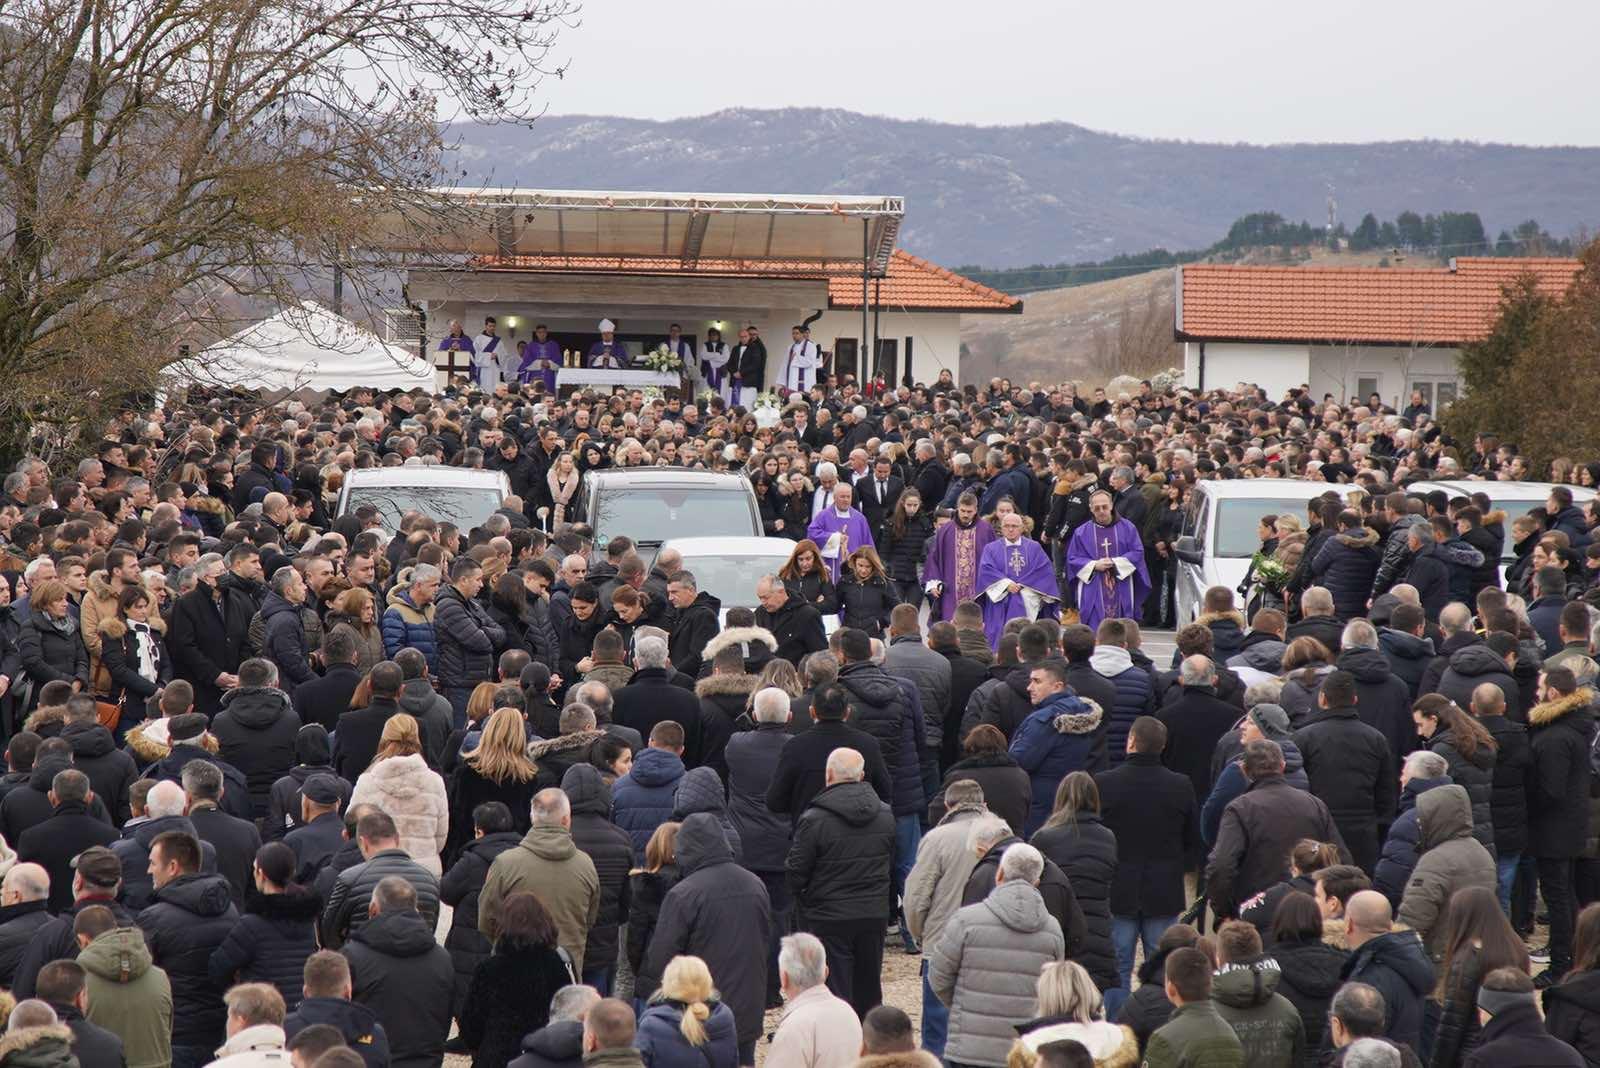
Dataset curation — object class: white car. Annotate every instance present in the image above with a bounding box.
[1172,479,1360,624]
[661,536,839,632]
[1405,480,1596,578]
[334,466,511,534]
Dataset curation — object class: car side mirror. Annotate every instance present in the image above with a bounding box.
[1175,535,1197,555]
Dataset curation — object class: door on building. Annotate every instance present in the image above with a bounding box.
[1356,376,1381,407]
[833,339,859,384]
[873,339,898,387]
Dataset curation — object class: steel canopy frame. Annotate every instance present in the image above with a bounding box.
[370,187,905,277]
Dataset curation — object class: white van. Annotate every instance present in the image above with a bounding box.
[1172,479,1357,624]
[1405,480,1595,579]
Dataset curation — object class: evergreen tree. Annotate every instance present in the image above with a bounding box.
[1351,214,1381,251]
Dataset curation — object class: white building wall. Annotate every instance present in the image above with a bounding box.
[1306,343,1462,408]
[808,309,964,388]
[1194,342,1312,398]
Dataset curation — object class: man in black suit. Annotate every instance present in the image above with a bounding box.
[853,456,904,543]
[168,553,253,718]
[1109,466,1148,528]
[733,324,768,405]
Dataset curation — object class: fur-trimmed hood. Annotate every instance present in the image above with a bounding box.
[98,613,165,638]
[1036,693,1104,735]
[1529,686,1596,727]
[0,1024,74,1064]
[22,704,65,735]
[1196,609,1246,630]
[527,728,608,761]
[1333,526,1380,549]
[1009,1019,1138,1068]
[700,626,777,663]
[855,1053,944,1068]
[695,672,761,700]
[125,718,220,764]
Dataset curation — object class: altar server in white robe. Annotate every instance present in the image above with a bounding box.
[783,324,822,393]
[470,316,504,390]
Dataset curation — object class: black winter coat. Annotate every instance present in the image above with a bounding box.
[98,617,172,706]
[1464,1001,1584,1068]
[16,609,88,701]
[440,830,521,1019]
[834,573,895,637]
[1311,527,1382,619]
[0,759,112,846]
[754,598,827,667]
[1527,688,1595,858]
[962,834,1087,960]
[137,872,241,1048]
[667,593,721,680]
[342,908,455,1068]
[1286,614,1345,657]
[644,813,771,1046]
[8,896,135,999]
[835,662,922,816]
[962,663,1036,742]
[267,761,353,841]
[212,684,301,817]
[1293,706,1397,874]
[1404,543,1454,621]
[292,662,362,734]
[142,742,254,820]
[1432,942,1493,1068]
[1437,645,1521,719]
[1157,685,1242,807]
[928,751,1031,838]
[1381,628,1437,700]
[1205,775,1345,917]
[941,649,994,765]
[881,514,933,584]
[765,720,891,826]
[1030,815,1118,991]
[208,887,320,1010]
[1482,714,1532,857]
[0,900,51,988]
[783,572,838,616]
[459,943,573,1068]
[284,997,391,1068]
[433,584,504,692]
[190,802,264,906]
[57,720,137,826]
[332,696,401,782]
[563,764,632,973]
[1429,728,1497,854]
[724,724,792,873]
[1544,969,1600,1068]
[321,847,441,949]
[1340,930,1436,1053]
[1095,753,1198,917]
[786,780,896,925]
[111,813,221,910]
[613,669,704,765]
[509,1018,584,1068]
[1271,937,1349,1068]
[15,800,119,912]
[626,866,677,1002]
[1338,645,1418,765]
[1118,946,1180,1051]
[1419,632,1482,706]
[169,583,253,717]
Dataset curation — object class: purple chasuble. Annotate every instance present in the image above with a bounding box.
[520,339,562,390]
[923,518,997,622]
[806,507,876,583]
[977,535,1061,648]
[1065,516,1150,634]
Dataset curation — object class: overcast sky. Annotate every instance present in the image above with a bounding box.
[525,0,1599,145]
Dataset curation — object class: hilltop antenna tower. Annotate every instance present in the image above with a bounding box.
[1326,183,1338,237]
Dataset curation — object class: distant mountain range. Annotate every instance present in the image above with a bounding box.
[447,108,1600,269]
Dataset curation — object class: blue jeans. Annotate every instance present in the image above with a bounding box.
[1497,851,1522,913]
[583,966,613,997]
[1112,914,1174,993]
[445,687,472,730]
[921,960,949,1058]
[894,815,922,950]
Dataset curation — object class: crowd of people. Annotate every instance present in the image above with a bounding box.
[0,371,1592,1068]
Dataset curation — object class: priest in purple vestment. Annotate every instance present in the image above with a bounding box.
[978,512,1061,647]
[1065,489,1150,634]
[922,492,996,621]
[806,483,876,583]
[519,324,562,391]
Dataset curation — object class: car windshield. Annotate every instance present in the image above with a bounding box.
[1214,499,1333,558]
[677,553,790,608]
[591,489,756,545]
[343,486,504,533]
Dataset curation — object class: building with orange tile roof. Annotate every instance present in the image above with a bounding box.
[1173,257,1581,409]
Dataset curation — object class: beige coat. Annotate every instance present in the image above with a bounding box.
[768,983,864,1068]
[349,753,449,876]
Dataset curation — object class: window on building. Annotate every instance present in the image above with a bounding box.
[833,338,859,384]
[874,339,898,387]
[1356,377,1380,403]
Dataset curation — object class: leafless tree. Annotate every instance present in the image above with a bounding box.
[0,0,575,453]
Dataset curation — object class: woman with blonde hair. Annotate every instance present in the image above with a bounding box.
[628,822,681,1003]
[835,547,894,637]
[636,955,738,1068]
[348,712,449,875]
[446,706,537,861]
[326,587,384,675]
[443,680,503,775]
[1008,960,1138,1068]
[547,451,582,526]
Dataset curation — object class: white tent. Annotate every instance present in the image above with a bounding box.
[176,300,435,393]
